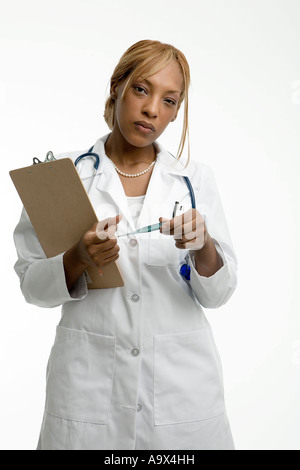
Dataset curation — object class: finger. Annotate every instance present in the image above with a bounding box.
[94,245,120,267]
[102,243,120,260]
[160,209,201,236]
[159,214,185,235]
[174,229,197,242]
[89,241,120,265]
[174,216,204,240]
[98,237,118,253]
[175,232,199,245]
[101,251,120,266]
[175,225,206,248]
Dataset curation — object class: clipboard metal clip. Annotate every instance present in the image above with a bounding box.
[33,151,56,165]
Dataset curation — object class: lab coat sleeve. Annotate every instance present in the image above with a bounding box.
[187,164,238,309]
[13,208,88,308]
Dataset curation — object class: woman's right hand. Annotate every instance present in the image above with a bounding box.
[77,215,122,269]
[63,215,122,291]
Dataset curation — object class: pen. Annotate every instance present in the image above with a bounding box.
[172,201,179,218]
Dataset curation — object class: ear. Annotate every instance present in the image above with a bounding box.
[110,82,119,100]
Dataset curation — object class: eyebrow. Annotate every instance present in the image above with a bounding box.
[142,78,181,96]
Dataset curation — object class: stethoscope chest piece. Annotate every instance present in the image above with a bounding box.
[180,264,191,281]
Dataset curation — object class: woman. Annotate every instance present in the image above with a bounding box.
[13,40,238,450]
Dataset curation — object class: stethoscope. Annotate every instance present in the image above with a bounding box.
[75,147,196,281]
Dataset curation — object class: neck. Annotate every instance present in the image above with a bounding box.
[105,128,156,167]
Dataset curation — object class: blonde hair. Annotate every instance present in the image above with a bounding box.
[104,39,190,164]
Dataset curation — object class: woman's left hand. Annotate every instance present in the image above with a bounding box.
[159,209,207,250]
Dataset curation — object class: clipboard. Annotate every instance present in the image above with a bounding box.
[10,158,124,289]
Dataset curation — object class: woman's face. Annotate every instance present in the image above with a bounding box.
[111,59,183,148]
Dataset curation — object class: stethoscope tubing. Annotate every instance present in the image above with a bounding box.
[74,147,196,210]
[74,147,196,282]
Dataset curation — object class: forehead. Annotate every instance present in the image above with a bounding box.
[142,60,184,94]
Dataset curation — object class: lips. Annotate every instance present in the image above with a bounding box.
[134,121,155,132]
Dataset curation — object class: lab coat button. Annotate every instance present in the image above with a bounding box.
[137,404,142,412]
[131,294,140,302]
[129,239,137,247]
[131,348,140,357]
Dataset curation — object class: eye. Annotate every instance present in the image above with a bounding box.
[134,86,147,95]
[164,98,177,106]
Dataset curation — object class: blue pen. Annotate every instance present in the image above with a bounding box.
[118,222,162,237]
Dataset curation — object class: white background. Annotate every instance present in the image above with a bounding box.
[1,0,299,450]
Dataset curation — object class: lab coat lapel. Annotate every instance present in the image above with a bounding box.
[137,147,190,229]
[95,163,137,233]
[91,135,136,232]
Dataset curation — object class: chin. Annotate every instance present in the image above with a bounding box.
[123,128,156,148]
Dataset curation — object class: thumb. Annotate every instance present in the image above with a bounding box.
[115,214,122,225]
[106,214,122,239]
[106,214,123,228]
[97,214,122,232]
[96,214,122,240]
[159,217,171,234]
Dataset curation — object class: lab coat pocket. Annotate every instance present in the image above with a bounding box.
[154,329,225,425]
[45,326,115,424]
[147,236,183,267]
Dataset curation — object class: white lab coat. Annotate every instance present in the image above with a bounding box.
[13,134,238,450]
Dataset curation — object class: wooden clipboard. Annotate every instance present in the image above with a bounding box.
[10,158,124,289]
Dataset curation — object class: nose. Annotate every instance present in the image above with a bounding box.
[142,97,159,119]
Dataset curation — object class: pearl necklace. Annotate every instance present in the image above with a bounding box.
[108,158,157,178]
